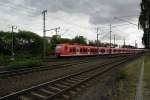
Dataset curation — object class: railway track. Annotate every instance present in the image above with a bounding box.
[0,56,134,100]
[0,55,125,78]
[0,59,91,78]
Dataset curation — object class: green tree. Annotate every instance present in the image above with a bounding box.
[0,31,12,55]
[72,36,87,45]
[139,0,150,49]
[0,31,50,57]
[88,40,95,46]
[88,40,102,46]
[16,31,44,55]
[50,35,61,52]
[60,38,72,44]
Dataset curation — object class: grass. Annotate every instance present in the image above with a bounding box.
[104,55,143,100]
[5,59,42,70]
[0,54,11,66]
[0,53,42,71]
[143,53,150,100]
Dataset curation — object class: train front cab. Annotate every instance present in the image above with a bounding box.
[55,44,63,57]
[55,44,70,58]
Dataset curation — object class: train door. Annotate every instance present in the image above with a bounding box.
[88,48,90,55]
[76,47,80,55]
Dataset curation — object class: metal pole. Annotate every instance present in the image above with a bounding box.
[55,27,60,45]
[135,40,137,48]
[110,24,112,48]
[42,10,47,58]
[123,38,126,47]
[97,28,99,47]
[114,34,115,48]
[11,26,14,60]
[10,26,17,60]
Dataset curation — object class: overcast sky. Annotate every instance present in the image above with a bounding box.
[0,0,144,48]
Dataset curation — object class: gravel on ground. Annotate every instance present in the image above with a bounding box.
[0,57,119,97]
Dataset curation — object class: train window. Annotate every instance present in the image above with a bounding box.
[83,48,85,52]
[86,49,88,52]
[73,48,76,52]
[96,49,98,52]
[82,48,84,52]
[113,49,116,53]
[80,48,83,52]
[101,49,105,53]
[65,46,68,50]
[84,48,87,52]
[70,48,72,52]
[91,49,94,52]
[70,48,75,52]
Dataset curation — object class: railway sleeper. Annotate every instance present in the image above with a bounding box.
[64,79,77,84]
[40,88,55,95]
[48,86,62,92]
[69,90,77,95]
[20,95,32,100]
[31,91,47,99]
[19,93,43,100]
[59,81,73,86]
[54,83,69,88]
[69,77,82,81]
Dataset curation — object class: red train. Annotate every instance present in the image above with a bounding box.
[55,44,145,57]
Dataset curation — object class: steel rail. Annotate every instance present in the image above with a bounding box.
[0,55,126,78]
[0,56,132,100]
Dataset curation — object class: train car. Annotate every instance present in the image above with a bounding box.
[55,44,145,57]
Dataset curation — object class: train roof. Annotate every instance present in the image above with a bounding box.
[57,43,144,50]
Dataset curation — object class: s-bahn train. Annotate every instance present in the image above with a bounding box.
[55,44,145,57]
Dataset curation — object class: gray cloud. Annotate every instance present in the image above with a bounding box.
[0,0,143,47]
[22,0,140,25]
[0,0,140,25]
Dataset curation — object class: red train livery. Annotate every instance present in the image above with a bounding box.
[55,44,144,57]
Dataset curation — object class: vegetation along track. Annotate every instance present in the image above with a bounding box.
[0,58,96,78]
[0,55,126,78]
[0,55,135,100]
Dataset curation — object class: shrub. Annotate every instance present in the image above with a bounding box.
[6,59,42,70]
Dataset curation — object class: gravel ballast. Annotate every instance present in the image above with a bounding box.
[0,57,120,97]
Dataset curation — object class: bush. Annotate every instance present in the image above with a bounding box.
[0,54,10,66]
[6,59,42,70]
